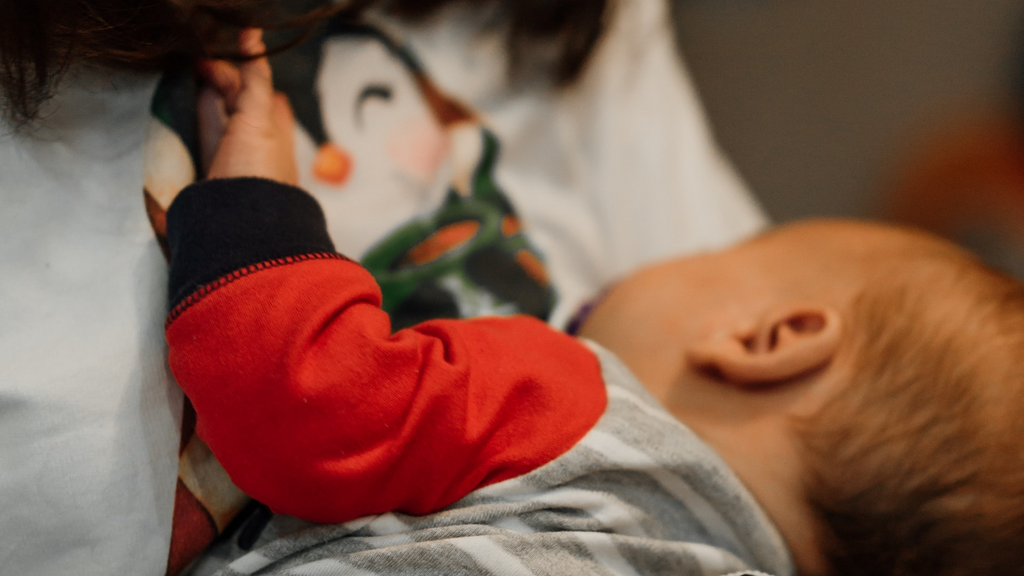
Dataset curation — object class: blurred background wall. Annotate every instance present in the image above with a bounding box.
[670,0,1024,223]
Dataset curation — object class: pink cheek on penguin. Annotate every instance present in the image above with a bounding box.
[386,114,451,186]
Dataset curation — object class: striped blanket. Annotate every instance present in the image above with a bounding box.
[187,344,792,576]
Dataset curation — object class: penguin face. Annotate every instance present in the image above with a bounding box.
[289,31,554,326]
[321,39,452,188]
[296,36,456,259]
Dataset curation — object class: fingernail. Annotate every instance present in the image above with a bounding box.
[240,28,265,56]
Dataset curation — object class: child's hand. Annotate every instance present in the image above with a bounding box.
[197,29,299,186]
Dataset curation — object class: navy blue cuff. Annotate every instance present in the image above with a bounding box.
[166,177,337,310]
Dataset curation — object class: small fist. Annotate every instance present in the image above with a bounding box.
[197,29,299,186]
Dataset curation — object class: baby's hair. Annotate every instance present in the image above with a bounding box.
[799,251,1024,575]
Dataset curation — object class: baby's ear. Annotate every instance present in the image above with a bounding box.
[686,304,842,386]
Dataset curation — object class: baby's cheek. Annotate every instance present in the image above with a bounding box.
[386,115,451,185]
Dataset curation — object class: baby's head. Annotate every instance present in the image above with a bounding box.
[578,220,1024,575]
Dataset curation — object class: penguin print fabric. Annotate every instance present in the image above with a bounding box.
[145,23,555,327]
[141,21,556,574]
[273,23,555,328]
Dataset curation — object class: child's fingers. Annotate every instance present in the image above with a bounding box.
[197,86,229,175]
[235,29,275,118]
[272,93,296,136]
[272,93,300,185]
[197,59,242,112]
[239,28,265,58]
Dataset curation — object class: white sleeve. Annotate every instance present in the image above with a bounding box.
[397,0,768,327]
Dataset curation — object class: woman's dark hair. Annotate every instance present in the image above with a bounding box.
[383,0,610,86]
[0,0,610,124]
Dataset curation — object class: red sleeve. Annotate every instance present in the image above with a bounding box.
[164,179,606,524]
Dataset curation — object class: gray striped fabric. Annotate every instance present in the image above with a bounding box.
[190,343,794,576]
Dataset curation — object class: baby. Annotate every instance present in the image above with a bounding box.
[169,32,1024,576]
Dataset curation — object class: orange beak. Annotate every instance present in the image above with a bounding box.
[313,142,353,186]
